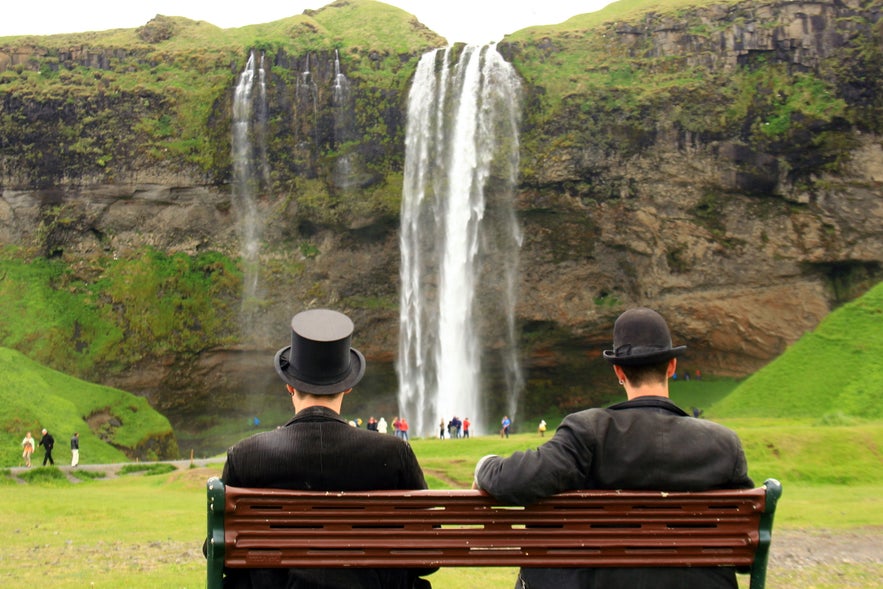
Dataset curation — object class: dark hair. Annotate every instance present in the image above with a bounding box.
[620,360,671,387]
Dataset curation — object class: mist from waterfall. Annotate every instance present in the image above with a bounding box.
[232,50,268,333]
[398,45,523,437]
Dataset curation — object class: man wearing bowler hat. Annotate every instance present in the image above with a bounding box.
[474,307,754,589]
[219,309,433,589]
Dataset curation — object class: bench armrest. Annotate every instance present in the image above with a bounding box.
[749,478,783,589]
[206,477,226,589]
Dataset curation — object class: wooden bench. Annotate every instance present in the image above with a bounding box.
[206,476,782,589]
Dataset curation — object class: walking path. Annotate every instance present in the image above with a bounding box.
[7,457,222,482]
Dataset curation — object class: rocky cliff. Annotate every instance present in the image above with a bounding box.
[0,0,881,423]
[501,0,883,376]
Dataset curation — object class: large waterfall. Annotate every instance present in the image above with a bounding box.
[397,45,523,437]
[232,50,268,331]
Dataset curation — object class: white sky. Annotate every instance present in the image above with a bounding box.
[1,1,615,43]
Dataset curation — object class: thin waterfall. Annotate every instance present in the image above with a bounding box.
[232,50,268,330]
[332,49,351,112]
[332,49,356,185]
[296,53,319,148]
[398,45,523,437]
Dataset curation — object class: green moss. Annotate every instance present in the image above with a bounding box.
[0,1,442,183]
[0,246,240,376]
[342,294,398,311]
[18,466,69,485]
[502,0,869,193]
[119,463,177,476]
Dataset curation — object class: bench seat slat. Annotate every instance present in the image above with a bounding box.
[225,550,759,568]
[228,514,761,525]
[231,533,759,547]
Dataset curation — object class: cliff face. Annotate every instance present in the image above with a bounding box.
[0,0,881,417]
[502,0,883,375]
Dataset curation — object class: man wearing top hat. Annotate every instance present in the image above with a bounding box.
[473,307,753,589]
[219,309,433,589]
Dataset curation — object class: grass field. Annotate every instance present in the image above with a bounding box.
[2,424,881,588]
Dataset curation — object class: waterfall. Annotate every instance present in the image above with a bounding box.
[397,45,523,437]
[296,53,319,148]
[331,49,356,186]
[232,50,268,329]
[332,49,351,110]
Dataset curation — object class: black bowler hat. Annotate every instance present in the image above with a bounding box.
[602,307,686,366]
[274,309,365,395]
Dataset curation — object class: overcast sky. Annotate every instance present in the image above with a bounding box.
[2,0,615,43]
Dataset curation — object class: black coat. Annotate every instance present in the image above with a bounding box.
[221,405,431,589]
[476,396,754,589]
[39,433,54,450]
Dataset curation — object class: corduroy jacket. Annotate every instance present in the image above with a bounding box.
[220,405,432,589]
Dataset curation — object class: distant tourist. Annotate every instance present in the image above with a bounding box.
[538,419,547,437]
[462,417,470,438]
[38,428,55,466]
[500,415,511,438]
[449,416,462,439]
[21,431,35,468]
[70,432,79,467]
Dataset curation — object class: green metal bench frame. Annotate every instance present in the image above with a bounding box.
[206,476,781,589]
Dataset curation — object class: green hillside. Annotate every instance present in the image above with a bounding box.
[0,347,178,467]
[710,281,883,419]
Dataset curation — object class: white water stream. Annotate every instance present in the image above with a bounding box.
[397,45,523,437]
[232,50,268,326]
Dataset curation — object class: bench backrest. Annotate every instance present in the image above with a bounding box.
[207,477,781,589]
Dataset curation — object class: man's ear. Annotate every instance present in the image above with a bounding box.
[667,358,678,378]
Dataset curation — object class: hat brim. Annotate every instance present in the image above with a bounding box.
[274,346,366,395]
[602,345,686,366]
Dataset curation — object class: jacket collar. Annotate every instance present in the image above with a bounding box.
[285,405,350,426]
[608,396,689,416]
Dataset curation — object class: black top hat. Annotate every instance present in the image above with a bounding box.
[602,307,686,366]
[274,309,366,395]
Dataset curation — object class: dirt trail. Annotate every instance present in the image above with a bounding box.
[772,528,883,567]
[7,458,220,483]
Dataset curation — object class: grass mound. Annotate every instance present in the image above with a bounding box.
[710,282,883,419]
[0,347,178,467]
